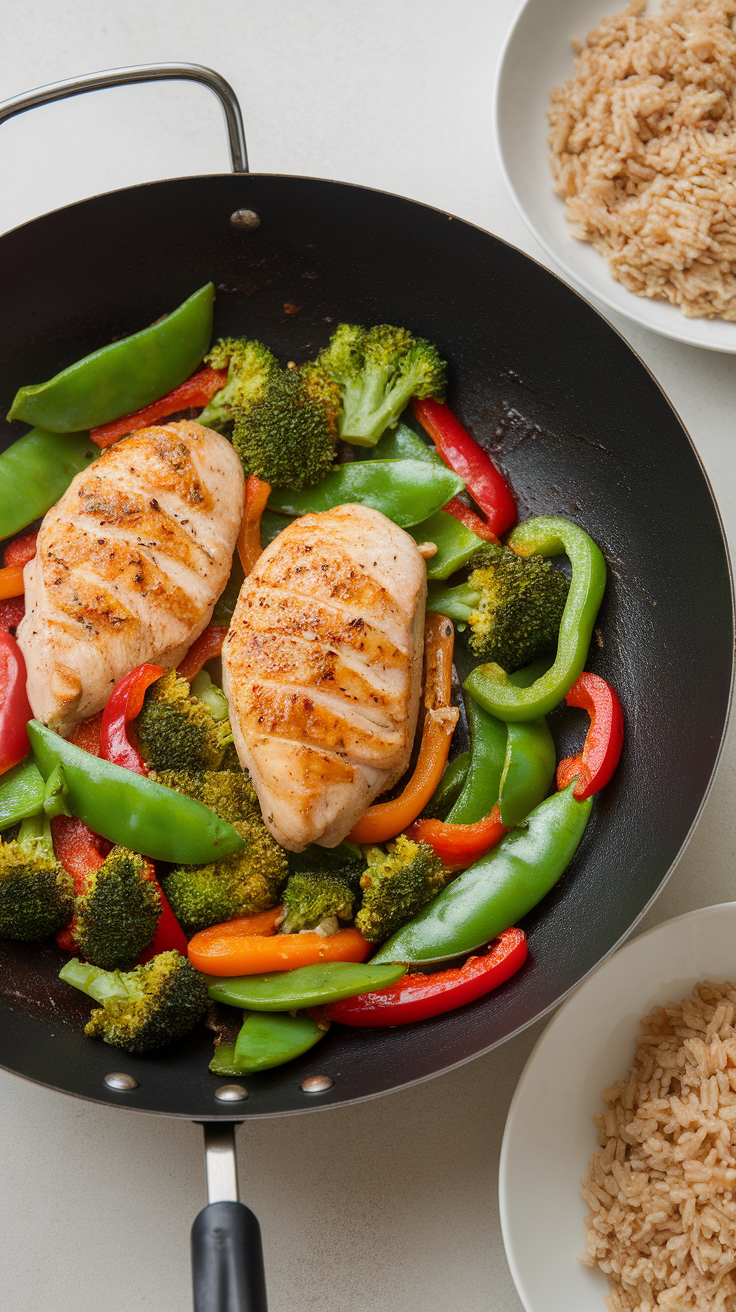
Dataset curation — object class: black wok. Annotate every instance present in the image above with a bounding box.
[0,63,732,1312]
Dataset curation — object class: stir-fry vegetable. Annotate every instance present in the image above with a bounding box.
[90,366,227,447]
[100,664,163,775]
[556,673,624,800]
[0,633,33,776]
[267,459,464,527]
[188,923,370,976]
[205,960,407,1011]
[0,429,97,541]
[210,1010,328,1074]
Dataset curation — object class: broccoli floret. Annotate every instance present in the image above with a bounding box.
[137,670,233,775]
[73,846,161,970]
[315,322,447,447]
[59,951,208,1053]
[162,820,288,932]
[150,768,261,826]
[426,544,569,673]
[354,835,452,944]
[198,338,278,433]
[0,813,74,940]
[232,361,341,490]
[280,842,366,933]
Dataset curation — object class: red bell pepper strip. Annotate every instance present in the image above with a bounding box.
[0,632,33,776]
[405,804,508,872]
[238,475,272,576]
[68,711,103,757]
[4,532,38,569]
[412,397,517,536]
[139,884,189,961]
[52,815,108,949]
[89,367,228,448]
[442,497,500,544]
[556,672,624,800]
[325,927,527,1026]
[177,626,228,682]
[0,597,25,636]
[100,663,163,775]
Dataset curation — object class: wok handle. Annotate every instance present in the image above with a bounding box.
[191,1123,268,1312]
[0,63,248,173]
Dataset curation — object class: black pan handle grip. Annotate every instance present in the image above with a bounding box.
[191,1200,268,1312]
[0,63,248,173]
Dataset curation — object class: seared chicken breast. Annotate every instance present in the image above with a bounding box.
[222,503,427,850]
[18,421,244,734]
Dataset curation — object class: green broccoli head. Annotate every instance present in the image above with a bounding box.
[280,841,366,932]
[162,818,288,933]
[354,835,451,944]
[231,358,341,489]
[198,338,278,433]
[74,846,161,970]
[0,813,74,941]
[137,670,233,775]
[59,951,208,1054]
[150,769,261,827]
[426,544,570,673]
[315,322,447,446]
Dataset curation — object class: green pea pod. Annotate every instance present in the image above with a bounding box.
[447,697,506,825]
[206,960,406,1012]
[367,421,443,465]
[0,429,97,541]
[214,1011,327,1072]
[498,718,555,827]
[0,758,46,832]
[372,784,592,965]
[408,509,488,580]
[423,751,470,820]
[7,283,215,433]
[465,517,606,722]
[28,719,243,865]
[267,460,465,528]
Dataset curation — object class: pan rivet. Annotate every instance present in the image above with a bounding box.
[215,1083,248,1102]
[301,1075,334,1093]
[104,1072,139,1091]
[230,209,261,232]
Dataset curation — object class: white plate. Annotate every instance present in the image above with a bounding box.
[494,0,736,352]
[499,902,736,1312]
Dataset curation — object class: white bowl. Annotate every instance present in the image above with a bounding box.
[499,902,736,1312]
[494,0,736,352]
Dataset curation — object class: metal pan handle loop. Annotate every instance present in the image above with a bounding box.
[0,62,248,173]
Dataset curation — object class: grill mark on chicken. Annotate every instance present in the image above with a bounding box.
[18,421,244,734]
[223,503,426,850]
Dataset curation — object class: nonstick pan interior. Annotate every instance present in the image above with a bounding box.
[0,173,731,1118]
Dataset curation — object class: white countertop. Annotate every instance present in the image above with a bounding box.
[2,3,735,1309]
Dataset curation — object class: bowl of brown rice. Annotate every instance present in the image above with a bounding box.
[500,901,736,1312]
[495,0,736,351]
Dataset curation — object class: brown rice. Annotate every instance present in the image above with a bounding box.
[581,982,736,1310]
[548,0,736,319]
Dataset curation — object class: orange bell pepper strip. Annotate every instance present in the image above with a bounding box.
[89,367,228,448]
[238,474,272,576]
[405,804,509,872]
[3,532,38,569]
[202,906,285,939]
[188,924,370,976]
[177,625,229,682]
[0,566,25,600]
[348,614,459,844]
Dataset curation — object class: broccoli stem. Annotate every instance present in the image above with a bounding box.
[17,811,55,859]
[189,670,230,724]
[59,957,131,1006]
[426,583,481,624]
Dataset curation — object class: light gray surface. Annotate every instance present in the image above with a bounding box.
[1,3,735,1309]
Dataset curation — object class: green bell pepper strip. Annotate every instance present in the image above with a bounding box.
[205,960,406,1012]
[209,1011,327,1074]
[408,510,488,580]
[7,283,215,433]
[464,517,606,723]
[28,719,244,865]
[372,783,593,965]
[423,751,470,819]
[0,757,46,832]
[0,429,97,541]
[267,460,465,529]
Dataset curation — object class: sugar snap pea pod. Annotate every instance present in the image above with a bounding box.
[423,751,470,820]
[28,720,243,865]
[0,757,46,831]
[205,960,406,1011]
[7,283,214,433]
[367,420,444,465]
[498,718,556,827]
[408,510,488,580]
[209,1011,327,1074]
[447,697,506,825]
[0,429,97,541]
[372,783,592,965]
[465,517,606,722]
[267,459,464,528]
